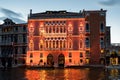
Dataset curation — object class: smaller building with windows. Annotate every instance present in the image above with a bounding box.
[0,18,27,67]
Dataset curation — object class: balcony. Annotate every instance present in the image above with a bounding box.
[0,42,13,46]
[45,33,66,37]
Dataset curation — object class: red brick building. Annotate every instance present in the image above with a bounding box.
[26,9,109,67]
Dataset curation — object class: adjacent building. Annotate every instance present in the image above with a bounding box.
[0,18,27,67]
[26,9,110,67]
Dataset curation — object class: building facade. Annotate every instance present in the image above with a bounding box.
[105,43,120,65]
[0,18,27,67]
[26,9,110,67]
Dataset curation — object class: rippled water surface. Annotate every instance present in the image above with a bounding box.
[0,68,120,80]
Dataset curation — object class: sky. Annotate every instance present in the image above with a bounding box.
[0,0,120,43]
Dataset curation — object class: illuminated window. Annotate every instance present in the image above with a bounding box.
[40,53,43,58]
[29,40,34,51]
[39,40,44,49]
[69,52,72,57]
[69,59,72,63]
[80,52,83,57]
[30,53,33,58]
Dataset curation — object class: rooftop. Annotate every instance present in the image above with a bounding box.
[28,10,83,19]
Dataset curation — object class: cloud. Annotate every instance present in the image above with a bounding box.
[99,0,120,6]
[0,7,26,23]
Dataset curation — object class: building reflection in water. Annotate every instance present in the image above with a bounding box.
[1,68,120,80]
[109,69,120,79]
[25,68,90,80]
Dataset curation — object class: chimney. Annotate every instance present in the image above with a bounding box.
[30,9,32,15]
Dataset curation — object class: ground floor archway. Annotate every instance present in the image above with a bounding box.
[58,54,65,67]
[47,54,54,67]
[100,58,105,65]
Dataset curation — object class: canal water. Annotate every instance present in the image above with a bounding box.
[0,67,120,80]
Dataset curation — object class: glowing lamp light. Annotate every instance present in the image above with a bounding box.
[101,49,104,53]
[40,22,44,27]
[79,22,83,26]
[68,23,72,27]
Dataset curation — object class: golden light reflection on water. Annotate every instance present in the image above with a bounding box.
[25,69,90,80]
[1,68,120,80]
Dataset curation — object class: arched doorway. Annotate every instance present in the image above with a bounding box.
[58,54,65,67]
[47,54,54,67]
[100,58,105,65]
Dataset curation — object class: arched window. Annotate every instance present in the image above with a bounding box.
[39,39,44,49]
[30,53,33,58]
[69,39,72,49]
[29,40,34,51]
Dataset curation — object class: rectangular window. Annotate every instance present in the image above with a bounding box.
[100,37,104,48]
[85,37,90,48]
[69,59,72,63]
[15,47,18,54]
[23,34,26,42]
[15,26,18,31]
[30,53,33,58]
[69,52,72,57]
[14,34,18,43]
[22,47,26,54]
[80,52,83,57]
[80,59,83,63]
[23,26,27,31]
[86,51,90,54]
[40,53,43,58]
[100,23,104,32]
[86,23,90,32]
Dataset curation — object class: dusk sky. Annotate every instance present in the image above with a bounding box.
[0,0,120,43]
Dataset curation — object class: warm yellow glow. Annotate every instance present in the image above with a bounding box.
[110,58,118,65]
[86,58,89,64]
[101,49,104,53]
[40,22,44,27]
[68,23,72,27]
[79,22,83,26]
